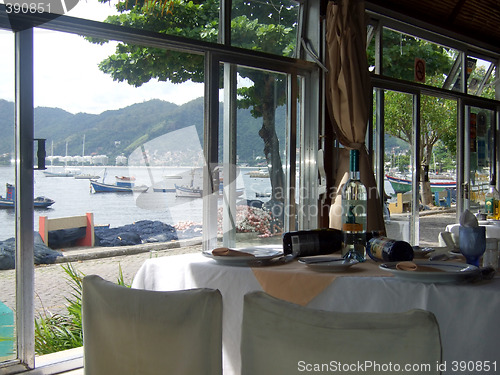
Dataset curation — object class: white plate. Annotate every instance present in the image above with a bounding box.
[202,246,283,266]
[379,261,479,283]
[298,257,359,272]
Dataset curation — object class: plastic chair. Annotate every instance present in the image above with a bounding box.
[82,275,222,375]
[241,291,442,375]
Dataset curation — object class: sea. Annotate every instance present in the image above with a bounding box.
[0,165,272,241]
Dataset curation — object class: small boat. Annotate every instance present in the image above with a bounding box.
[0,183,54,209]
[75,173,101,180]
[90,179,148,193]
[385,174,456,194]
[255,192,271,198]
[175,184,203,198]
[43,169,79,177]
[246,169,269,178]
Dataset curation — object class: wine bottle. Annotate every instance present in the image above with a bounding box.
[484,180,499,220]
[366,236,414,262]
[341,149,367,261]
[282,229,343,257]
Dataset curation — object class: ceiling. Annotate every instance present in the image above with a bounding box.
[364,0,500,55]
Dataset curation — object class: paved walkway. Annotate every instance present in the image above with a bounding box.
[0,211,457,317]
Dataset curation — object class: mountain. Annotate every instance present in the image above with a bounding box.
[0,98,285,166]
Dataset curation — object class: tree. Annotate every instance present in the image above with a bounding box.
[90,0,298,211]
[368,32,457,205]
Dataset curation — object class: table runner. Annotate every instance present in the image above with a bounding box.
[251,259,389,306]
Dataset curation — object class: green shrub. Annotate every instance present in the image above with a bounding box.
[35,263,129,355]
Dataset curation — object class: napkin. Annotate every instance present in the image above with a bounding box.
[212,247,255,257]
[395,261,444,272]
[459,209,478,227]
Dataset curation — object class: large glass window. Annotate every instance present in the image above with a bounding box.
[0,28,16,363]
[218,64,301,248]
[31,27,207,330]
[231,0,300,57]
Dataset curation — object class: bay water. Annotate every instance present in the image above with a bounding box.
[0,166,271,241]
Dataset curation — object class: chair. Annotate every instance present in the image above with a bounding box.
[241,291,442,375]
[82,275,222,375]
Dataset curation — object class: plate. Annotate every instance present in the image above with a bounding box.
[298,257,359,272]
[202,246,283,266]
[379,261,479,283]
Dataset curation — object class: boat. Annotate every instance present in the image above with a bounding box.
[175,184,203,198]
[0,183,54,209]
[75,173,101,180]
[385,174,456,194]
[90,180,149,193]
[43,169,79,177]
[44,141,79,177]
[246,169,269,178]
[255,192,271,198]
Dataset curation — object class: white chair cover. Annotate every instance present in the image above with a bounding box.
[82,275,222,375]
[241,291,442,375]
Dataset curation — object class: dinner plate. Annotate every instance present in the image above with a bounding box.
[202,246,283,266]
[298,257,358,272]
[379,261,479,283]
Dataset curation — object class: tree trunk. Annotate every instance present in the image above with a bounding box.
[420,147,434,207]
[259,75,285,204]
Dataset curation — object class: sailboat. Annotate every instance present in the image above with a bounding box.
[74,135,100,179]
[43,141,79,177]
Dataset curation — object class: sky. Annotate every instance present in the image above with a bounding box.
[0,0,205,114]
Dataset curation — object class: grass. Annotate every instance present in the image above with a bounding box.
[34,263,129,355]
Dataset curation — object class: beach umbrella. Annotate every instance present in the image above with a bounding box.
[325,0,385,233]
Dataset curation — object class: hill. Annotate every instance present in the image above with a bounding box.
[0,98,286,166]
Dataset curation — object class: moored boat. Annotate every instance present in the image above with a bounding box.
[0,183,54,209]
[175,184,203,198]
[90,180,148,193]
[385,174,456,194]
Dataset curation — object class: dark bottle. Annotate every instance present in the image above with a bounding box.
[366,236,414,262]
[282,229,343,257]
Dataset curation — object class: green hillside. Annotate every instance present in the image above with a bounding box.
[0,97,286,166]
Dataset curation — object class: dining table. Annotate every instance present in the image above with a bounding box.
[131,251,500,375]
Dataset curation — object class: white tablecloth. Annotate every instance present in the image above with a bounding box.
[132,253,500,375]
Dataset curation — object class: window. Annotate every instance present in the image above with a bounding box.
[0,27,16,364]
[0,2,317,372]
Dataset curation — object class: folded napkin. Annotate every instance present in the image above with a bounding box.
[396,261,444,272]
[212,247,255,257]
[459,209,479,227]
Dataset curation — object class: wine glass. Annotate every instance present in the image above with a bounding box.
[459,226,486,267]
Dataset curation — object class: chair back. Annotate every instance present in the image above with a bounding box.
[241,291,442,375]
[82,275,222,375]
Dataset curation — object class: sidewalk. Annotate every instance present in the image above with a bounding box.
[53,237,203,263]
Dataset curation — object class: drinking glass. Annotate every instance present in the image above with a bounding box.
[459,226,486,267]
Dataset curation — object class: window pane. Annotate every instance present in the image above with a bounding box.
[466,57,496,99]
[231,0,300,57]
[66,0,220,44]
[31,28,205,356]
[380,90,415,242]
[369,28,458,90]
[218,65,295,248]
[0,28,16,363]
[469,107,494,212]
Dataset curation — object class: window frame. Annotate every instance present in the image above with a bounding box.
[0,4,319,373]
